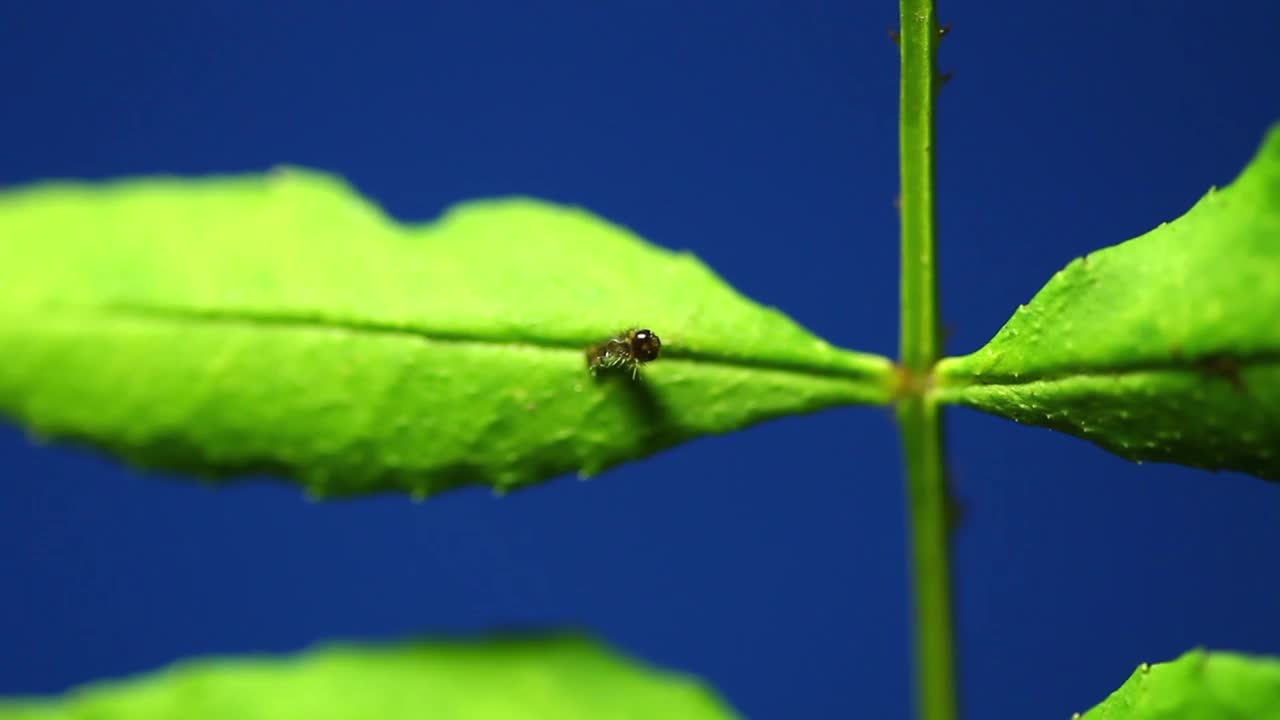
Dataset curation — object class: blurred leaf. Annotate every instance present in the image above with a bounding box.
[0,634,738,720]
[1077,649,1280,719]
[0,169,893,497]
[936,126,1280,480]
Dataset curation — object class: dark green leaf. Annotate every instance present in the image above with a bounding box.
[936,126,1280,480]
[0,170,893,497]
[0,634,738,720]
[1077,649,1280,719]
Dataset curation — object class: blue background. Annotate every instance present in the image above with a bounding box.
[2,3,1278,718]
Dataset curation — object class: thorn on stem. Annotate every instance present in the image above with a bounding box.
[947,494,967,532]
[888,27,900,46]
[935,70,954,96]
[938,22,953,41]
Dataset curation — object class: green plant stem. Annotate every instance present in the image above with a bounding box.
[899,0,939,373]
[898,1,958,720]
[897,398,956,720]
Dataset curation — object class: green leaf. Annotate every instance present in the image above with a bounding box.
[0,634,738,720]
[935,126,1280,480]
[1077,649,1280,719]
[0,169,893,497]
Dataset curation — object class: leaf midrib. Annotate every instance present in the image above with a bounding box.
[937,351,1280,390]
[20,301,894,387]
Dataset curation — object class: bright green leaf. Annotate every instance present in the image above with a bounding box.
[1077,649,1280,719]
[0,169,893,497]
[0,634,738,720]
[935,126,1280,480]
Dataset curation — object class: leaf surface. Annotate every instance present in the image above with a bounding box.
[0,634,738,720]
[0,170,893,497]
[936,127,1280,479]
[1078,649,1280,719]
